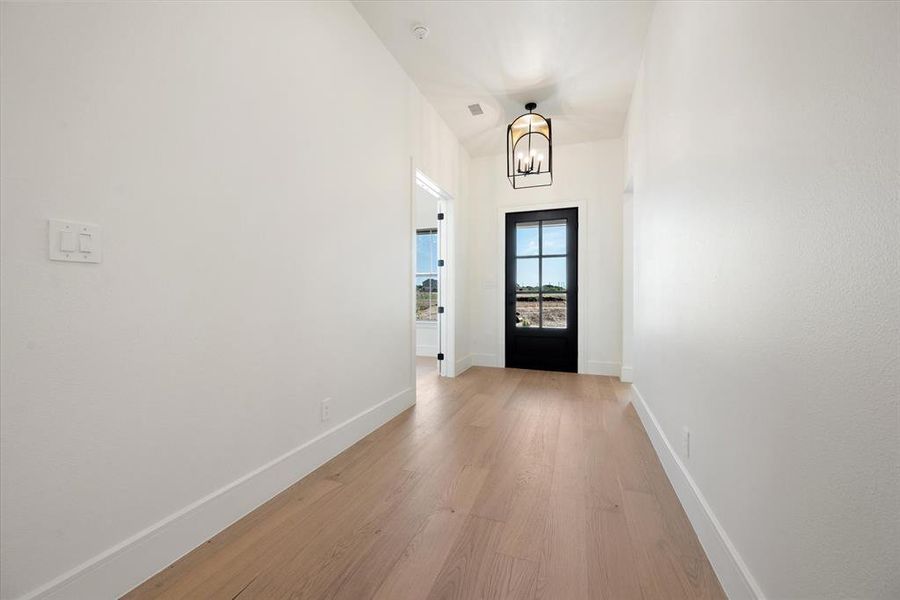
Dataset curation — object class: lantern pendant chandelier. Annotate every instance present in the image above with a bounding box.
[507,102,552,189]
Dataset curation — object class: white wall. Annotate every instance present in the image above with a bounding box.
[0,2,468,598]
[626,2,899,598]
[467,140,624,374]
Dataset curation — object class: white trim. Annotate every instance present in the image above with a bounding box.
[415,171,442,198]
[18,388,416,600]
[454,353,473,376]
[496,200,588,373]
[586,360,621,377]
[621,192,634,385]
[628,385,766,600]
[471,353,499,367]
[437,193,455,376]
[408,159,418,392]
[619,365,634,383]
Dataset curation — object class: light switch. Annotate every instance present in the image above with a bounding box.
[59,231,78,252]
[49,220,101,263]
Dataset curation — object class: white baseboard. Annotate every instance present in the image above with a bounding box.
[21,387,416,600]
[455,353,473,376]
[628,385,765,600]
[416,345,438,357]
[471,353,499,367]
[586,360,621,376]
[620,364,634,382]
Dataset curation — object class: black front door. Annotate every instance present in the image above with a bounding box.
[505,208,578,372]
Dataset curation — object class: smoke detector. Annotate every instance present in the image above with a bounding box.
[468,103,484,116]
[412,24,430,40]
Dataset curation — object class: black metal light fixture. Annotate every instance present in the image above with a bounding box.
[507,102,552,189]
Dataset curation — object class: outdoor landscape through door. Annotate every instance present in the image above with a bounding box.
[505,208,578,372]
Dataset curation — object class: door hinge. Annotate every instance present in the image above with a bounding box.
[437,353,445,361]
[437,259,445,267]
[437,212,445,220]
[437,306,445,314]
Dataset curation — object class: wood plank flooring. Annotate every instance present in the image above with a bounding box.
[124,363,724,599]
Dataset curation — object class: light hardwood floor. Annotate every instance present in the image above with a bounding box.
[125,362,724,599]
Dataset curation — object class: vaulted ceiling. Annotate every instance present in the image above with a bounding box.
[353,1,654,157]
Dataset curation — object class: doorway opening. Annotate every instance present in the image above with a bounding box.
[412,169,455,382]
[505,207,578,372]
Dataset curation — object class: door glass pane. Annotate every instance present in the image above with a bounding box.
[541,257,566,291]
[516,222,540,256]
[415,275,438,321]
[515,293,539,327]
[416,230,437,272]
[542,294,567,328]
[516,258,539,292]
[542,219,566,255]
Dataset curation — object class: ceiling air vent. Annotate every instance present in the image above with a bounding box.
[468,103,484,116]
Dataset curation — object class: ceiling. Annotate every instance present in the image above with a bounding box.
[353,1,655,157]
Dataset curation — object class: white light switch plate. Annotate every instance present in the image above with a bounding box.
[49,220,101,263]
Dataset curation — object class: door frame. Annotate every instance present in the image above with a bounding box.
[496,200,587,374]
[410,163,456,383]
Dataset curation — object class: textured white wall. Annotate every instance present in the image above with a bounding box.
[467,140,624,374]
[0,2,467,598]
[627,2,899,597]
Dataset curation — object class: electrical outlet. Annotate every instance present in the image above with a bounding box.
[682,426,691,459]
[321,398,331,422]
